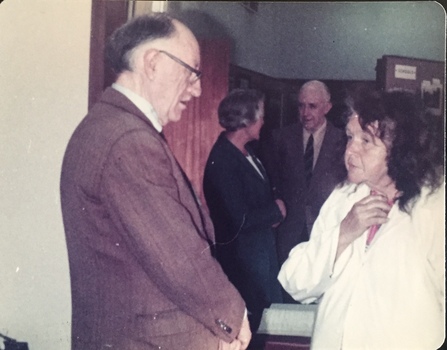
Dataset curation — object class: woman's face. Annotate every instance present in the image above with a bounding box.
[245,101,264,141]
[344,115,392,189]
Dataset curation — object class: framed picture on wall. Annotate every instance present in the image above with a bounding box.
[376,55,445,117]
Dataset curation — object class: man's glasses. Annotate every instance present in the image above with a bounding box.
[158,50,202,83]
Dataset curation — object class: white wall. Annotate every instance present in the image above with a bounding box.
[0,0,91,349]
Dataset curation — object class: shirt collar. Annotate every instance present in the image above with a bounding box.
[313,118,327,140]
[112,83,163,133]
[304,118,327,142]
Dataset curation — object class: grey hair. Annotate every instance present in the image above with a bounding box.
[218,89,265,132]
[105,13,176,74]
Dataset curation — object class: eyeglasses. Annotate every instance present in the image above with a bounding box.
[158,50,202,83]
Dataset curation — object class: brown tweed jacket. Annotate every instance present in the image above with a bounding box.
[60,87,245,349]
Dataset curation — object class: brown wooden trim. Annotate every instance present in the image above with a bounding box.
[88,0,128,109]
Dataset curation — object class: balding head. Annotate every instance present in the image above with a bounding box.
[299,80,331,103]
[106,14,202,126]
[298,80,332,132]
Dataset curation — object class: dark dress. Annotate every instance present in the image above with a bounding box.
[203,132,284,331]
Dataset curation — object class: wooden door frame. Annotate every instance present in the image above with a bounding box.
[88,0,129,109]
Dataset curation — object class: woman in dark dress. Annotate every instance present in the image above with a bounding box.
[203,89,286,332]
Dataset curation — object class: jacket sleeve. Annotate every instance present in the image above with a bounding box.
[259,129,283,199]
[204,151,283,237]
[278,187,351,303]
[101,130,245,342]
[414,185,445,313]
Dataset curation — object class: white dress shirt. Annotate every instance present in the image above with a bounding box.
[112,83,162,133]
[246,154,265,180]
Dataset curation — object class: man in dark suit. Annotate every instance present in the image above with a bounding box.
[262,80,346,269]
[60,14,250,350]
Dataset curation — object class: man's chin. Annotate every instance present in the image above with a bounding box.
[166,112,183,124]
[303,123,315,132]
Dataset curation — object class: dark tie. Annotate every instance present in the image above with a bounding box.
[304,134,314,184]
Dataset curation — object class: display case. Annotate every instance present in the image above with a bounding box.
[376,55,445,117]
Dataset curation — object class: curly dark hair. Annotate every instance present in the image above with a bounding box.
[218,89,265,132]
[345,88,444,213]
[105,13,176,74]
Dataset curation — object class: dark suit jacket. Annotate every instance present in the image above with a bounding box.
[60,88,245,350]
[261,121,346,264]
[203,133,283,328]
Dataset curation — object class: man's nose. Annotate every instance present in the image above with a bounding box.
[189,79,202,97]
[300,106,309,116]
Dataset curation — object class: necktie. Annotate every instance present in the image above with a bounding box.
[304,134,314,184]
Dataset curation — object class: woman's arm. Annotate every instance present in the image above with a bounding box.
[204,154,283,236]
[278,188,347,303]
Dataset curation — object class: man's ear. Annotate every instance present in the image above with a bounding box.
[325,101,333,115]
[142,48,160,79]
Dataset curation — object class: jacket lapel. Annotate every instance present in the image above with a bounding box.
[101,87,213,242]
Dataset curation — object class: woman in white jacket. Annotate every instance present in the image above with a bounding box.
[278,88,444,350]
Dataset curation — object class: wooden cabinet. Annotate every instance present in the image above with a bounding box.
[264,335,311,350]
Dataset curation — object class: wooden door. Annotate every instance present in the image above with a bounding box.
[88,0,129,109]
[164,39,230,210]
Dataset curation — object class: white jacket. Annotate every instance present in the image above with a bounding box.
[278,183,445,350]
